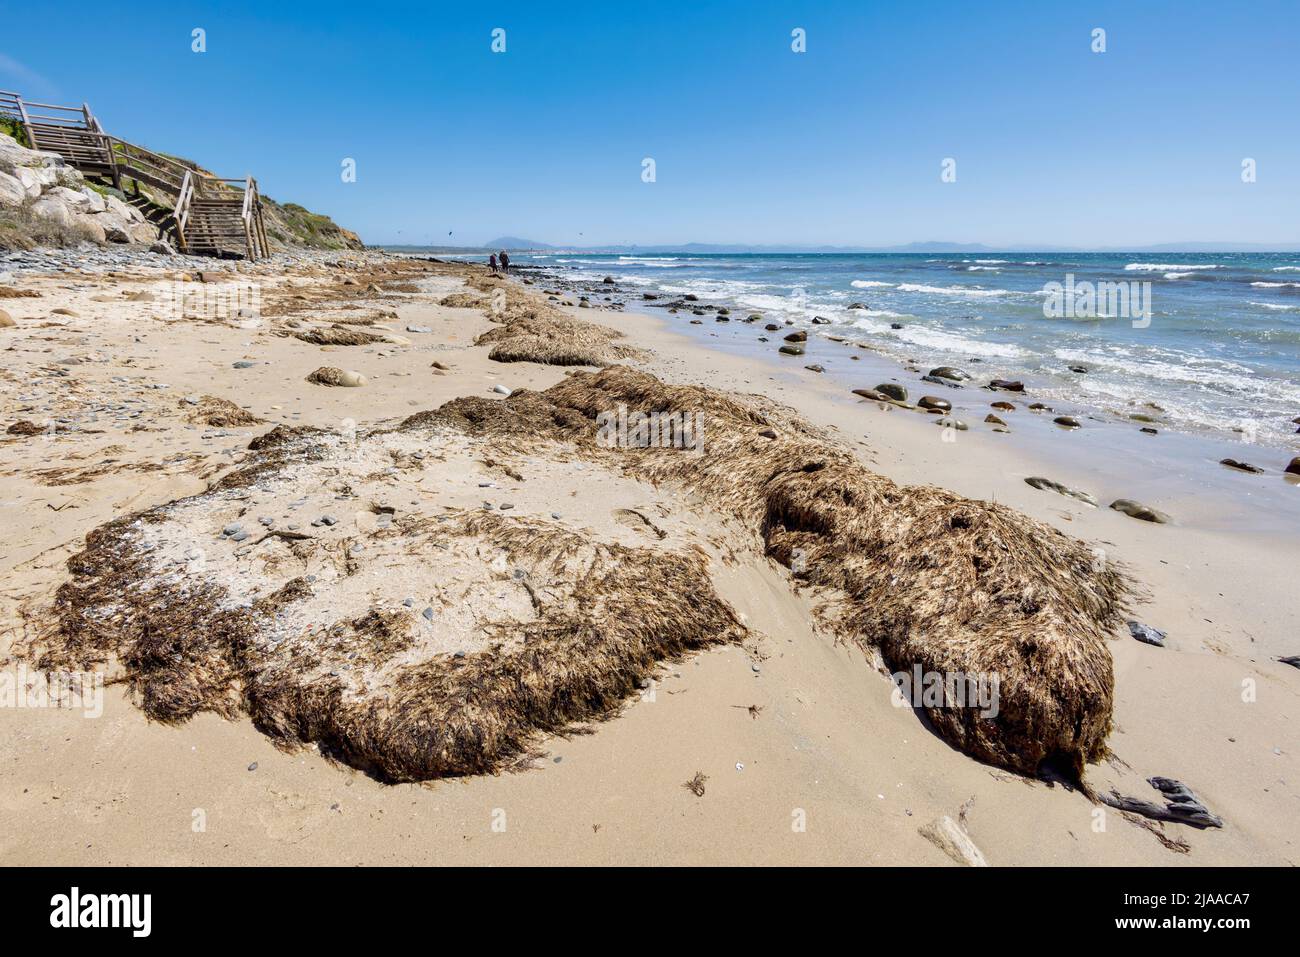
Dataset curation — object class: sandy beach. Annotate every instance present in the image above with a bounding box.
[2,251,1295,866]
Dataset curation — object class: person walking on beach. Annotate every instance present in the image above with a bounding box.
[488,253,498,274]
[499,250,510,275]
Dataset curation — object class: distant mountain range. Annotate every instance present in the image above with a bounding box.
[387,238,1300,254]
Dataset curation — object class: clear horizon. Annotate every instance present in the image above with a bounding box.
[3,0,1298,248]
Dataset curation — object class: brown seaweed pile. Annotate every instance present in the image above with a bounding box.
[420,366,1129,777]
[37,417,747,782]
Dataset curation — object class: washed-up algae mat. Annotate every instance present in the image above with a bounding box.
[31,365,1128,782]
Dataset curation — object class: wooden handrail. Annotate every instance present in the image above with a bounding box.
[2,88,270,261]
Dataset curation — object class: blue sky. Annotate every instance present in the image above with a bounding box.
[3,0,1297,248]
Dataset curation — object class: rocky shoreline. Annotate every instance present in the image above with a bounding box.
[477,259,1300,529]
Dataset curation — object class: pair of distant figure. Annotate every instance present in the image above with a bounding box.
[488,250,510,275]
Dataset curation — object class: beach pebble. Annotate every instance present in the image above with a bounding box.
[783,330,807,343]
[222,523,242,536]
[422,607,435,620]
[1025,476,1098,507]
[989,379,1024,392]
[247,762,258,772]
[0,309,14,328]
[852,388,890,402]
[991,401,1016,411]
[778,344,805,356]
[1110,499,1171,524]
[921,374,963,389]
[1068,365,1088,374]
[875,383,908,402]
[493,384,512,396]
[233,360,256,369]
[1028,402,1052,412]
[804,363,824,373]
[1053,415,1081,429]
[918,396,951,412]
[1128,621,1167,647]
[929,366,970,382]
[1220,458,1264,474]
[985,413,1007,426]
[1285,457,1300,476]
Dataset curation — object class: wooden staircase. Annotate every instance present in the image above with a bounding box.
[1,90,268,260]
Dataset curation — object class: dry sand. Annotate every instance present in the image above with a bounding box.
[1,253,1295,865]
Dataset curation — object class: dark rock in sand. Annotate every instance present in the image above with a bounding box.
[804,364,825,373]
[890,322,904,330]
[1278,655,1300,670]
[1127,621,1167,647]
[921,375,963,389]
[1053,415,1081,429]
[989,379,1024,392]
[1286,456,1300,476]
[1025,476,1098,507]
[812,316,830,324]
[757,427,778,439]
[1110,499,1171,524]
[784,330,807,343]
[684,294,699,302]
[717,307,730,316]
[1068,365,1088,374]
[1028,402,1052,412]
[778,344,805,356]
[991,401,1015,411]
[602,275,615,284]
[745,314,762,323]
[1220,458,1264,474]
[765,323,781,332]
[1140,427,1158,434]
[848,302,867,310]
[642,293,658,300]
[875,383,907,402]
[929,366,971,382]
[984,413,1007,426]
[715,315,729,322]
[918,396,951,412]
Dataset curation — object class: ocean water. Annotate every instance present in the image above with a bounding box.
[514,251,1300,449]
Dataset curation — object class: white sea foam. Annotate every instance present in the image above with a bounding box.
[884,324,1027,358]
[1251,281,1300,288]
[1248,301,1300,311]
[1272,266,1300,272]
[850,280,894,288]
[1123,262,1221,272]
[896,283,1017,298]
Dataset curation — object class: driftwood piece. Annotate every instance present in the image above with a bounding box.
[1099,776,1223,829]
